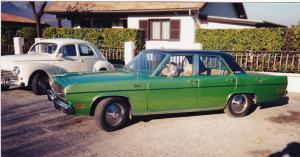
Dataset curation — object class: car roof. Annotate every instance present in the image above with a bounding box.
[36,38,92,45]
[144,49,230,56]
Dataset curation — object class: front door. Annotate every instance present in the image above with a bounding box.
[197,55,237,108]
[147,54,198,112]
[54,44,84,73]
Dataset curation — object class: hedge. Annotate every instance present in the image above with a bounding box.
[17,27,36,46]
[195,28,300,51]
[43,27,145,49]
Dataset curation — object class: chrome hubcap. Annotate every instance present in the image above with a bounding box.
[231,95,247,113]
[105,103,123,127]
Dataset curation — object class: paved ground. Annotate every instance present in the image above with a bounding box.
[1,88,300,157]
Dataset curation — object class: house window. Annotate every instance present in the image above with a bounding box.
[139,19,180,41]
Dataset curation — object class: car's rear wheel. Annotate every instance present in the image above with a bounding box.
[224,94,253,117]
[94,97,129,131]
[31,72,49,95]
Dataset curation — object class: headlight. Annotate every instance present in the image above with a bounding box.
[13,66,20,75]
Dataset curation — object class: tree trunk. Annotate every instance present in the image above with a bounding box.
[36,16,41,37]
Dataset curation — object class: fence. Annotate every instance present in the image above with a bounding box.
[226,51,300,73]
[1,43,14,55]
[99,47,142,64]
[1,42,31,55]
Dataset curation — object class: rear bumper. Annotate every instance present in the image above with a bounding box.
[47,90,74,114]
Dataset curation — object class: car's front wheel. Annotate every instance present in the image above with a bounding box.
[31,72,49,95]
[94,97,129,131]
[224,94,253,117]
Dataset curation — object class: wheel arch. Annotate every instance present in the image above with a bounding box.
[28,70,50,86]
[90,95,131,116]
[93,61,114,72]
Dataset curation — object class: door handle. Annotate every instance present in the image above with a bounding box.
[186,80,198,83]
[79,59,84,63]
[134,83,141,88]
[225,79,234,82]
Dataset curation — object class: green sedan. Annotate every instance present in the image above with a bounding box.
[47,50,287,131]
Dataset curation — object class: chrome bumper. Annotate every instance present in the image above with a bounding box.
[47,90,74,114]
[1,79,24,87]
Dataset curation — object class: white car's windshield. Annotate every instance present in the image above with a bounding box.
[125,51,166,75]
[30,43,57,54]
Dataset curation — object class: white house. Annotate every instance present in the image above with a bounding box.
[45,1,285,49]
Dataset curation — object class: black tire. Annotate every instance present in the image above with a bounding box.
[94,97,129,131]
[31,72,49,95]
[224,94,253,117]
[99,68,107,71]
[1,85,10,91]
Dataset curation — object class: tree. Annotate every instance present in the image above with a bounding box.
[28,1,47,38]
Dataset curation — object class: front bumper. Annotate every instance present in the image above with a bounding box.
[47,90,74,114]
[1,79,25,87]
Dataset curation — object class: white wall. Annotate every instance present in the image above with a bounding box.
[200,22,255,29]
[254,72,300,93]
[128,15,201,49]
[200,3,238,18]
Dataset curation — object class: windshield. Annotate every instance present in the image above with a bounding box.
[29,43,57,54]
[125,51,167,75]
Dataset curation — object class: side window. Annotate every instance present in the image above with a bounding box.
[79,44,94,56]
[60,44,77,57]
[160,55,193,77]
[199,55,231,76]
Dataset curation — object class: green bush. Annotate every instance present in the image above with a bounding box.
[1,26,14,43]
[43,27,145,49]
[290,28,300,51]
[17,27,36,46]
[195,28,300,51]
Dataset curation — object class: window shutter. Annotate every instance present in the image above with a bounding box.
[170,20,180,40]
[139,20,149,40]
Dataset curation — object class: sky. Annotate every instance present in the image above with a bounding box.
[244,3,300,27]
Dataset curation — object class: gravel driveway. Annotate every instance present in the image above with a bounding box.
[1,88,300,157]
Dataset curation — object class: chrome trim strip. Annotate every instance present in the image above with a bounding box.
[132,106,225,116]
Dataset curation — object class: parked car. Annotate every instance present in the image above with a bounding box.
[1,38,114,95]
[47,50,287,131]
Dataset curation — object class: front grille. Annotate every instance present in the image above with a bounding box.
[1,70,18,80]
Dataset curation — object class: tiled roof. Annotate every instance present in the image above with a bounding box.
[45,2,205,13]
[201,16,286,27]
[1,12,35,24]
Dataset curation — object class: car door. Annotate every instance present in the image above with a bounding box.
[54,44,85,73]
[77,44,101,72]
[147,54,198,113]
[197,54,236,108]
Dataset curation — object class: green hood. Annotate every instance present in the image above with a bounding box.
[53,71,140,94]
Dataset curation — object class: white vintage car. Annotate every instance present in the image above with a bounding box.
[1,38,114,95]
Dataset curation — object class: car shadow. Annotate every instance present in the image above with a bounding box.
[129,109,224,125]
[259,96,289,109]
[268,142,300,157]
[247,96,289,115]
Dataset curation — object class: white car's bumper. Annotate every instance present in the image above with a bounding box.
[1,70,25,87]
